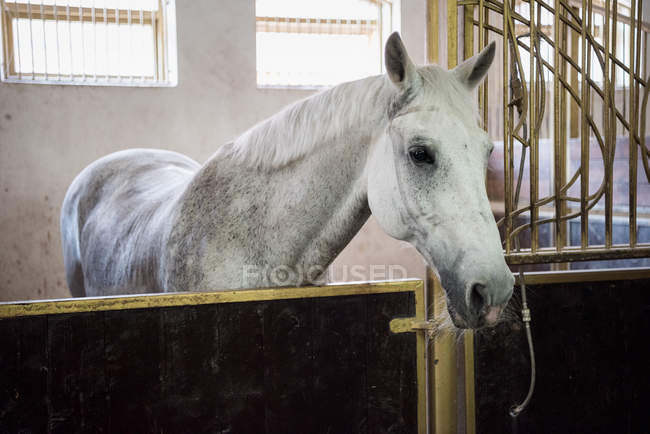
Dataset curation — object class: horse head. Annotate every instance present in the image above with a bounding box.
[367,33,514,329]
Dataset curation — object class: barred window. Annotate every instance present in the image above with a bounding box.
[0,0,177,86]
[255,0,399,88]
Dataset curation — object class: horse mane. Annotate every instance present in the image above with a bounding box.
[226,75,396,169]
[226,65,479,170]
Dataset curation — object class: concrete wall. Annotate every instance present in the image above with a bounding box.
[0,0,428,301]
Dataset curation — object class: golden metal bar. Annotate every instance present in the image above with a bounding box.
[634,0,643,226]
[415,282,428,434]
[569,8,580,139]
[629,0,640,247]
[479,0,489,130]
[559,4,569,263]
[580,0,590,249]
[427,0,439,63]
[503,0,512,254]
[479,16,650,90]
[515,267,650,285]
[553,0,563,252]
[428,268,458,434]
[448,0,458,68]
[464,4,474,60]
[464,331,476,434]
[530,0,539,253]
[603,0,613,249]
[0,280,423,318]
[608,0,619,252]
[426,269,436,434]
[505,245,650,264]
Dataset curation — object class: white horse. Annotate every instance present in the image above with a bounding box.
[61,33,513,329]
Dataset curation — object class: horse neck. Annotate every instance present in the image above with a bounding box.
[204,76,398,281]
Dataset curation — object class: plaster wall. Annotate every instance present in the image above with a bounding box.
[0,0,428,301]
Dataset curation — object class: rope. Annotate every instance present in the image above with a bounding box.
[509,269,536,418]
[506,26,537,421]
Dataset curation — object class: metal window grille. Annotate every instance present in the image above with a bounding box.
[255,0,398,88]
[0,0,177,86]
[440,0,650,265]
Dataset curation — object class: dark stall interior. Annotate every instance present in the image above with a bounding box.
[475,272,650,434]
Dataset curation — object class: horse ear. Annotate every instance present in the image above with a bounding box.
[452,41,496,89]
[385,32,419,89]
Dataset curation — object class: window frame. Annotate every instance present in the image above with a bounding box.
[254,0,399,89]
[0,0,177,87]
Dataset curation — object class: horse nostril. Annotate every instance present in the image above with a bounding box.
[469,283,488,316]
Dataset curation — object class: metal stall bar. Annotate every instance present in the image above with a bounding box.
[504,0,513,254]
[629,0,638,247]
[554,0,564,252]
[427,0,438,63]
[530,0,539,253]
[603,0,613,248]
[581,0,590,248]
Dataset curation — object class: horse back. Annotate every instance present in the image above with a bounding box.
[61,149,200,296]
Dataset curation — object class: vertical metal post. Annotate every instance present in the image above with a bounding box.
[478,0,488,128]
[580,0,590,249]
[427,0,439,64]
[559,4,568,258]
[530,0,539,253]
[609,0,618,249]
[463,4,473,61]
[629,0,639,247]
[503,0,512,254]
[569,7,580,139]
[603,0,613,248]
[428,268,458,434]
[553,0,564,252]
[447,0,457,68]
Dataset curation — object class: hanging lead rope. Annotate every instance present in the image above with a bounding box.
[509,269,536,418]
[507,28,537,421]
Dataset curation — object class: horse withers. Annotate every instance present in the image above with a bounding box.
[61,32,513,329]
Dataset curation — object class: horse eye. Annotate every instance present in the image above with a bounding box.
[409,146,434,165]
